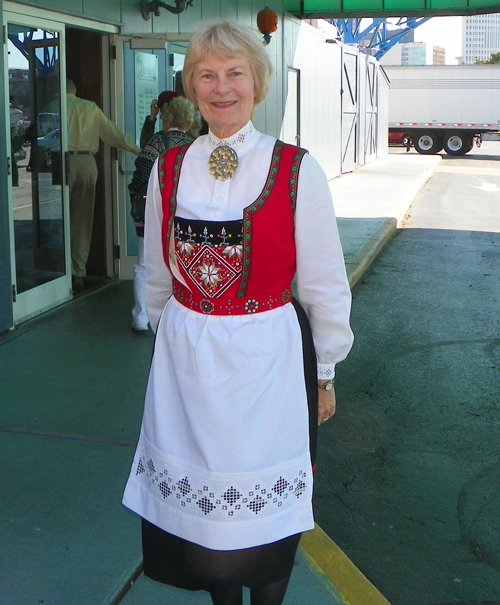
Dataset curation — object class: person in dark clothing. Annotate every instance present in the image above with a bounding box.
[128,95,195,331]
[139,90,182,149]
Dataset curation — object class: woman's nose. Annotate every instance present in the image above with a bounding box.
[213,75,230,94]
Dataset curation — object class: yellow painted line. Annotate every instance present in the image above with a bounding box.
[300,524,392,605]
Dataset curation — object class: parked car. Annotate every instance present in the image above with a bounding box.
[36,129,60,171]
[389,131,412,147]
[10,108,25,129]
[37,112,60,136]
[37,129,60,153]
[14,147,26,161]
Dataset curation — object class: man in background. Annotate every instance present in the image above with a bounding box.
[66,78,140,289]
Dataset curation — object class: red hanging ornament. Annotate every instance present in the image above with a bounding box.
[257,7,278,45]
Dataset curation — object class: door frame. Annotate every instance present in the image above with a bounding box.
[3,3,119,326]
[4,10,71,325]
[281,67,301,148]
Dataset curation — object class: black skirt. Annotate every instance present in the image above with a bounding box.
[142,298,318,591]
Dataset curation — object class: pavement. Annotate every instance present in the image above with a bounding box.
[0,149,440,605]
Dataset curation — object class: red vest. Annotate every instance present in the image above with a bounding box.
[158,140,307,315]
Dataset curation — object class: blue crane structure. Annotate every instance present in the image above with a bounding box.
[330,18,431,60]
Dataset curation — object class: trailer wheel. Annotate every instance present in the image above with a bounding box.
[443,132,471,155]
[414,131,442,155]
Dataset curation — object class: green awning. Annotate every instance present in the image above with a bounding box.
[284,0,500,18]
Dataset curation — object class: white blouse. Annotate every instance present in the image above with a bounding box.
[144,122,353,378]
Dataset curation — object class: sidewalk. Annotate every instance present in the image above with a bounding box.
[0,150,440,605]
[333,152,441,287]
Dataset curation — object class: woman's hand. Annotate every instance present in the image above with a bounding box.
[149,99,160,120]
[318,384,336,425]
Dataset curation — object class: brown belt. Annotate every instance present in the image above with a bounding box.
[68,150,93,155]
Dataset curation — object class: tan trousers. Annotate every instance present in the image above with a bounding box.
[69,154,98,277]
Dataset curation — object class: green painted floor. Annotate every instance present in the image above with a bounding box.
[0,281,345,605]
[2,151,439,604]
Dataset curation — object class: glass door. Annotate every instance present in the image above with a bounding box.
[5,14,70,324]
[119,38,188,279]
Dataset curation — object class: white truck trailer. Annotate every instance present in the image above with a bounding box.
[385,65,500,155]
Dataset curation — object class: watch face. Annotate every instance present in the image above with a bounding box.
[325,382,333,390]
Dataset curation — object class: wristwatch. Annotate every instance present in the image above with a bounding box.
[318,379,335,391]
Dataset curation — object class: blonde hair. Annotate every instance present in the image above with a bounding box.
[182,20,273,108]
[161,96,195,132]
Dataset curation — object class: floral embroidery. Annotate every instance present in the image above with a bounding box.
[173,282,293,316]
[200,300,215,314]
[177,241,195,257]
[198,262,223,287]
[244,299,259,313]
[222,245,243,259]
[174,217,243,298]
[165,143,306,306]
[175,287,184,303]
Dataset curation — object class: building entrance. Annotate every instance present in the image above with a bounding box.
[6,13,71,324]
[66,27,110,282]
[4,9,118,326]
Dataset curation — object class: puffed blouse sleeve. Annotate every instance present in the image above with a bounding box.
[294,153,354,379]
[144,157,173,333]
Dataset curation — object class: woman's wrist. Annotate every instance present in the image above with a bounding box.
[318,379,335,391]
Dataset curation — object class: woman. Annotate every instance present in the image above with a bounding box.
[129,95,195,331]
[123,20,353,605]
[141,89,204,148]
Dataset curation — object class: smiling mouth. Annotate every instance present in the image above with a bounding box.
[212,101,236,107]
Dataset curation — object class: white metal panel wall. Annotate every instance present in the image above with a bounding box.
[282,16,342,181]
[341,46,358,173]
[360,54,378,165]
[348,51,383,168]
[378,68,390,158]
[357,51,366,168]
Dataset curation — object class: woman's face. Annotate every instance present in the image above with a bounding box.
[192,51,256,139]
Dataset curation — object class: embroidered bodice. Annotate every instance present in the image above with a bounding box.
[155,129,311,317]
[174,216,244,300]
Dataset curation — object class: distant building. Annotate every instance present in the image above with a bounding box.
[401,41,427,65]
[381,41,444,66]
[462,13,500,64]
[433,46,446,65]
[379,43,402,65]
